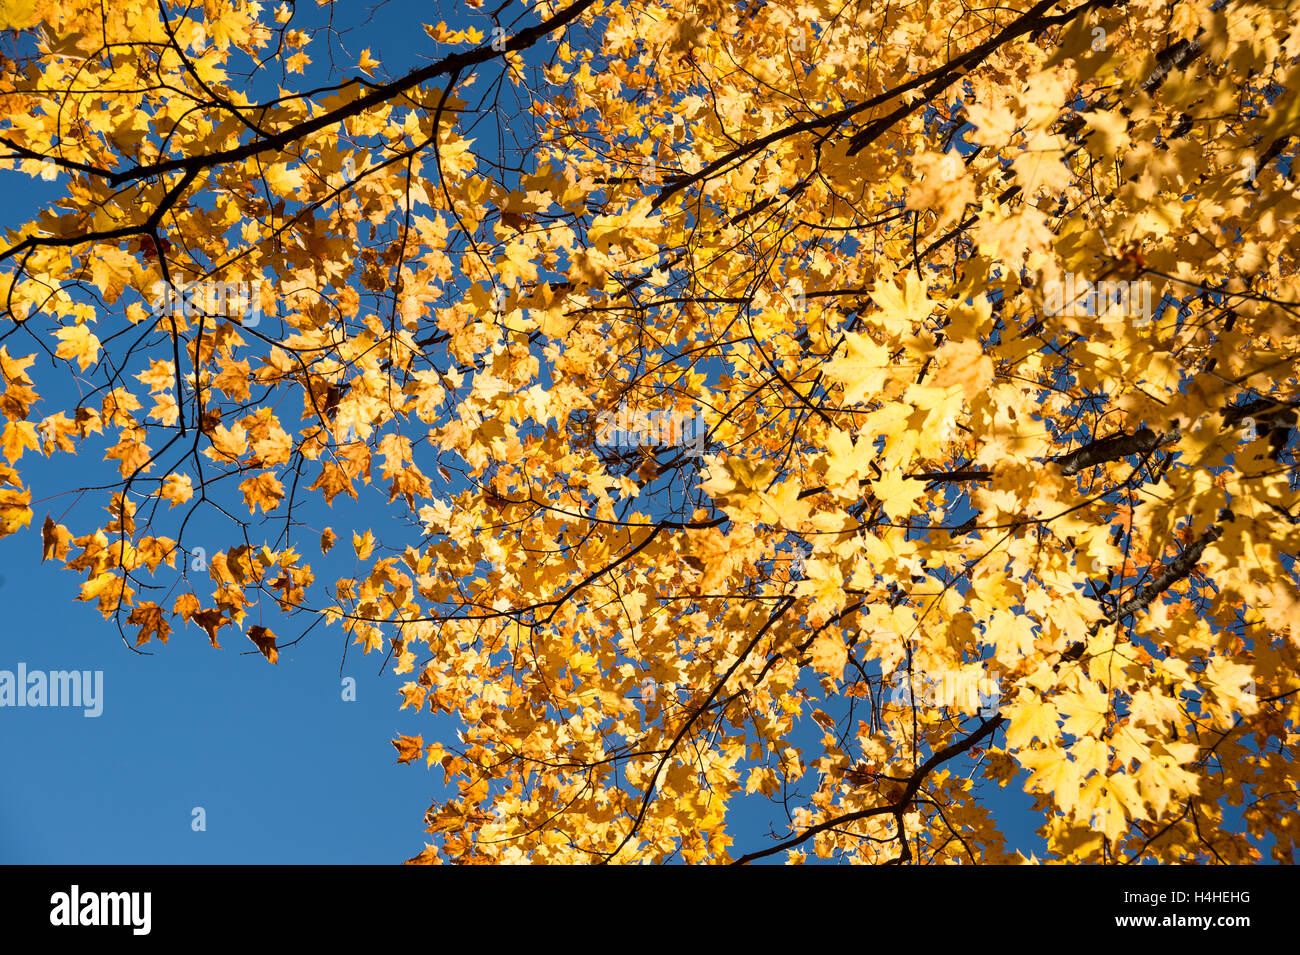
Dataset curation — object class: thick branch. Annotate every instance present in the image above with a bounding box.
[1093,523,1223,631]
[98,0,599,188]
[652,0,1114,210]
[1053,427,1169,476]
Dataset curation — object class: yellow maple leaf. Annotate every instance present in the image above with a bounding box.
[825,332,891,404]
[930,338,994,399]
[239,472,284,514]
[809,632,848,680]
[393,734,423,765]
[127,603,171,647]
[872,467,925,522]
[823,427,876,493]
[353,528,375,559]
[309,462,356,504]
[1,421,38,463]
[1005,694,1060,749]
[247,625,279,664]
[1019,747,1081,814]
[906,150,975,230]
[55,325,101,371]
[0,485,32,538]
[869,271,937,336]
[1057,681,1109,739]
[0,0,37,30]
[41,515,71,562]
[104,434,153,476]
[160,473,194,507]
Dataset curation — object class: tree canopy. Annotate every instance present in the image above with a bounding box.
[1,0,1298,863]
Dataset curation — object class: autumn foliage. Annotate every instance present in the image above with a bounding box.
[2,0,1299,863]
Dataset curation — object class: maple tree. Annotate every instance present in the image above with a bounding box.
[2,0,1298,864]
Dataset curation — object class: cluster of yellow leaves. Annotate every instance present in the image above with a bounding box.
[1,0,1297,865]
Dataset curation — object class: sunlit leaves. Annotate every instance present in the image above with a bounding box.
[1,0,1297,867]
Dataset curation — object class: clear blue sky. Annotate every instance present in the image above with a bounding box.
[0,0,1050,864]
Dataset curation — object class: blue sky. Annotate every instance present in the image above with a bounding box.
[0,0,1061,864]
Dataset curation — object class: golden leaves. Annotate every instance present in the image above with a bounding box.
[0,347,38,421]
[1,421,39,463]
[104,433,153,476]
[238,472,284,514]
[41,515,71,561]
[0,485,33,538]
[809,632,848,680]
[930,338,994,400]
[173,594,200,623]
[136,536,175,571]
[212,358,252,401]
[1134,755,1198,819]
[1011,151,1072,197]
[0,0,38,30]
[824,333,891,405]
[398,682,427,712]
[392,733,423,764]
[127,603,171,647]
[964,100,1021,149]
[423,21,483,45]
[906,150,975,230]
[1004,693,1060,749]
[1082,109,1130,156]
[135,360,175,393]
[54,325,101,371]
[1057,681,1109,739]
[263,162,305,194]
[247,625,278,664]
[353,529,375,560]
[204,422,248,463]
[160,473,194,507]
[191,609,229,649]
[495,241,538,286]
[871,467,925,523]
[1019,747,1080,811]
[87,246,137,303]
[308,461,356,504]
[78,570,130,615]
[588,198,664,256]
[869,272,938,335]
[0,0,1295,868]
[757,479,812,530]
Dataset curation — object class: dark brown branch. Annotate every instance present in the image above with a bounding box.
[1096,524,1223,629]
[652,0,1115,209]
[96,0,598,188]
[1054,427,1168,476]
[604,594,798,863]
[730,714,1005,864]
